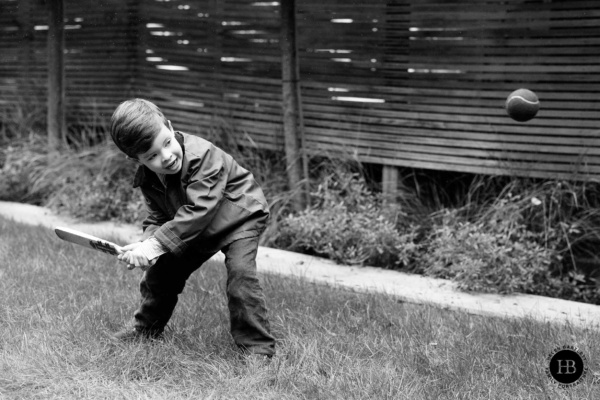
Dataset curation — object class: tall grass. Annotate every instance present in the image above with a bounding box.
[419,175,600,301]
[0,86,46,142]
[1,216,599,399]
[0,134,146,223]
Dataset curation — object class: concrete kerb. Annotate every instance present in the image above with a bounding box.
[2,200,599,331]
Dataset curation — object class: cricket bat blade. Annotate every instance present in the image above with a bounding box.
[54,226,123,256]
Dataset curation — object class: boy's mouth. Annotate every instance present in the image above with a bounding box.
[166,159,178,170]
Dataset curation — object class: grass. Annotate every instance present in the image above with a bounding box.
[1,216,600,399]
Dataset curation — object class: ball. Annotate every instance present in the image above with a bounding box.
[505,88,540,122]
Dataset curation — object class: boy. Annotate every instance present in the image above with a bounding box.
[110,98,275,357]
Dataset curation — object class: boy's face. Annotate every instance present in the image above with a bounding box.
[136,121,183,175]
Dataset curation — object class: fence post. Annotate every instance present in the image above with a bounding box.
[382,165,400,200]
[280,0,308,211]
[47,0,65,152]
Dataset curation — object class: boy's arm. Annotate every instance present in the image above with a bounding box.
[153,146,229,256]
[141,195,170,240]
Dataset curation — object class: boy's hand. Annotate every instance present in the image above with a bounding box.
[118,243,157,271]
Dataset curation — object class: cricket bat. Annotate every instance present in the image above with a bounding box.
[54,226,123,256]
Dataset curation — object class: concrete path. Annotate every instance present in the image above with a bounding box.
[1,201,599,330]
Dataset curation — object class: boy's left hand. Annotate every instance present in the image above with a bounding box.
[118,243,157,271]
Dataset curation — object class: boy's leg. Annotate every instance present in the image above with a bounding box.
[222,236,276,356]
[133,251,216,336]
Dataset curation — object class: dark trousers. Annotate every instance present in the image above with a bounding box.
[133,236,275,356]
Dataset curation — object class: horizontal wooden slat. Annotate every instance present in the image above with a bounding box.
[2,0,599,180]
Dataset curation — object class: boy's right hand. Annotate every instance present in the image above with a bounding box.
[117,242,157,271]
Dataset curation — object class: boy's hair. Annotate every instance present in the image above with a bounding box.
[110,99,169,158]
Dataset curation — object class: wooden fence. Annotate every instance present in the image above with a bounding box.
[1,0,599,180]
[0,0,138,128]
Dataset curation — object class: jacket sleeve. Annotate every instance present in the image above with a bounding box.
[152,146,229,256]
[140,194,170,241]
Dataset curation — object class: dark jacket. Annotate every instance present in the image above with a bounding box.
[133,132,269,256]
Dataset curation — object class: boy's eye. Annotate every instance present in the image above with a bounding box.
[165,139,171,146]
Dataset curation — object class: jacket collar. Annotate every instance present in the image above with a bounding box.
[132,131,186,188]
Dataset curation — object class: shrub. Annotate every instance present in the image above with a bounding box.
[273,170,420,268]
[0,134,51,204]
[421,180,600,304]
[421,209,557,294]
[0,135,145,224]
[40,144,145,224]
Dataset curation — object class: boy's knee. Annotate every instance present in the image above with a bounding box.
[227,273,264,303]
[140,271,188,297]
[228,271,258,290]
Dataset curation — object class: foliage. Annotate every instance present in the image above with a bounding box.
[42,145,146,224]
[273,170,420,268]
[420,181,600,303]
[0,134,49,204]
[0,134,145,223]
[421,209,557,294]
[0,86,47,142]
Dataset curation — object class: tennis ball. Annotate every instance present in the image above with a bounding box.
[505,88,540,122]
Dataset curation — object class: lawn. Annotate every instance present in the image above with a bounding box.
[0,215,599,399]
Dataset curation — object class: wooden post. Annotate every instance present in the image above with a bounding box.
[47,0,65,152]
[382,165,400,200]
[280,0,308,211]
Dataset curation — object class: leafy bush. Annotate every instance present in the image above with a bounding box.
[44,147,145,224]
[421,181,600,304]
[0,134,51,204]
[0,135,145,224]
[421,209,557,294]
[273,170,420,267]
